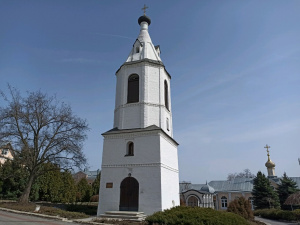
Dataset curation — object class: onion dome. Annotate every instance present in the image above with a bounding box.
[265,159,275,168]
[200,183,215,193]
[138,15,151,25]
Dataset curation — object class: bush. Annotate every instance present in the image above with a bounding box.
[90,195,99,202]
[146,206,249,225]
[227,197,254,220]
[254,209,300,221]
[65,204,97,215]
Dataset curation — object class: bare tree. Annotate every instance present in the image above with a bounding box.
[0,86,89,203]
[227,169,255,181]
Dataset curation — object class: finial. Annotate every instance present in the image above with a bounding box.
[142,4,148,15]
[264,144,270,155]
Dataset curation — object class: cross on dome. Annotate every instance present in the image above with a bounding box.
[264,144,270,155]
[142,4,148,15]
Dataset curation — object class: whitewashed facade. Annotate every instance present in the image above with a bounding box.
[97,14,179,216]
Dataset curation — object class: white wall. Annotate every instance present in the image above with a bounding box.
[98,130,179,216]
[113,62,173,137]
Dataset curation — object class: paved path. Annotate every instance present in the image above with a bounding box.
[255,216,299,225]
[0,210,81,225]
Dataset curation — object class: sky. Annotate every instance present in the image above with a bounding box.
[0,0,300,184]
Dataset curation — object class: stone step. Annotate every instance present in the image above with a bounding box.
[100,211,146,221]
[105,211,145,216]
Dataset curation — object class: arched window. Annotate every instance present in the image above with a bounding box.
[127,74,139,103]
[221,196,227,209]
[126,142,134,156]
[187,196,199,207]
[164,80,169,110]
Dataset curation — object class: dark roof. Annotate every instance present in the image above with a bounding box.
[138,15,151,25]
[102,125,179,146]
[0,143,13,149]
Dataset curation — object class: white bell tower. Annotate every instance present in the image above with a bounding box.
[98,10,179,216]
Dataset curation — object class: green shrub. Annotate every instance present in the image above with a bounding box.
[227,196,254,220]
[146,206,249,225]
[254,209,299,221]
[65,204,97,215]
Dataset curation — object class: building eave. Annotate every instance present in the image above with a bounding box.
[102,125,178,146]
[116,59,171,79]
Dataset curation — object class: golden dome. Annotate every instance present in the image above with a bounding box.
[265,159,275,168]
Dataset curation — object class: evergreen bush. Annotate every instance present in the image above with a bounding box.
[254,209,300,221]
[146,206,249,225]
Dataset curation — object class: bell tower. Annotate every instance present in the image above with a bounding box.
[98,9,179,216]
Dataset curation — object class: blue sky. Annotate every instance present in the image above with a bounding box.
[1,0,299,183]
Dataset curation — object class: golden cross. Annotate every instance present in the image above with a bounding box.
[264,144,270,155]
[142,4,148,15]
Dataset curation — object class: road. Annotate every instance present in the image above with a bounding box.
[255,217,299,225]
[0,210,82,225]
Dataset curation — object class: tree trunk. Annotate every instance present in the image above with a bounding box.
[19,173,35,203]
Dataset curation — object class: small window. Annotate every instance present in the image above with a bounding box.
[164,80,169,110]
[249,197,254,210]
[136,47,139,53]
[166,118,169,131]
[1,148,8,155]
[127,74,139,103]
[221,196,227,209]
[126,142,134,156]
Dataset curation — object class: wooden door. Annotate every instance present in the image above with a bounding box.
[119,177,139,211]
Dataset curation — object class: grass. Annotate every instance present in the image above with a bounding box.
[0,202,89,219]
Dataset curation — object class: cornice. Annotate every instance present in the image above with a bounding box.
[102,126,179,146]
[114,102,172,114]
[102,162,178,173]
[116,59,171,79]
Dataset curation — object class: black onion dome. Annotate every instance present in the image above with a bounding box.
[138,15,151,25]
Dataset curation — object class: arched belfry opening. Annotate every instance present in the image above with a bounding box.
[127,74,139,103]
[164,80,169,110]
[119,177,139,211]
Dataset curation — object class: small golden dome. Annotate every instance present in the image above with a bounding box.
[265,159,275,168]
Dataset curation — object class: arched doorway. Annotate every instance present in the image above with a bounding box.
[119,177,139,211]
[187,196,199,207]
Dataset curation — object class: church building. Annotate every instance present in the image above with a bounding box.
[180,145,300,211]
[97,9,179,217]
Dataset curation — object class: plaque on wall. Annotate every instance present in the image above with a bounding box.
[106,182,113,188]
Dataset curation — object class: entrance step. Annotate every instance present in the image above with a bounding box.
[100,211,147,221]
